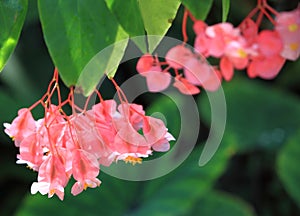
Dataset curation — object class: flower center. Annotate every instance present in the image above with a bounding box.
[124,156,142,165]
[237,49,247,58]
[290,42,299,51]
[288,23,298,32]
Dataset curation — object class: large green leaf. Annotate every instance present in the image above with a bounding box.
[131,136,236,216]
[199,77,300,151]
[105,0,147,52]
[190,191,255,216]
[105,0,145,37]
[181,0,213,20]
[277,132,300,207]
[38,0,128,93]
[0,0,27,72]
[138,0,181,52]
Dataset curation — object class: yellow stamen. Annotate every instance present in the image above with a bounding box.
[237,49,247,58]
[124,156,142,165]
[49,189,55,196]
[288,24,298,32]
[290,43,299,51]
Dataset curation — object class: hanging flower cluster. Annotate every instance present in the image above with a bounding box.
[3,69,174,200]
[136,0,300,94]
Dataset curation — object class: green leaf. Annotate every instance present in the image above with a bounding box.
[191,191,255,216]
[105,0,145,37]
[16,173,139,216]
[0,0,28,72]
[131,137,236,216]
[277,132,300,207]
[199,77,300,151]
[222,0,230,22]
[181,0,214,20]
[38,0,129,93]
[138,0,181,52]
[104,0,146,52]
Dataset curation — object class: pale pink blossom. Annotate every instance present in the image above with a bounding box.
[4,108,36,144]
[275,6,300,60]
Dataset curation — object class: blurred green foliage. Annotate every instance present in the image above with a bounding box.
[0,0,300,216]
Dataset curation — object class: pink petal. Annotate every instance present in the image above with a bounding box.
[257,30,283,57]
[220,56,234,81]
[165,45,193,69]
[143,71,171,92]
[247,55,286,79]
[202,69,222,91]
[183,57,211,85]
[173,76,200,95]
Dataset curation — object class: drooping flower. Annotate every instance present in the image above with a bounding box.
[136,54,171,92]
[4,108,36,144]
[31,154,69,200]
[71,149,101,196]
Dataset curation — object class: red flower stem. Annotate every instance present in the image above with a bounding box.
[265,4,279,16]
[261,8,276,25]
[256,11,264,26]
[110,78,128,104]
[174,68,180,76]
[182,9,189,43]
[187,10,197,22]
[239,7,259,27]
[94,89,104,103]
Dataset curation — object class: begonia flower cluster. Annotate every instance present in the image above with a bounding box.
[136,1,300,95]
[3,69,174,200]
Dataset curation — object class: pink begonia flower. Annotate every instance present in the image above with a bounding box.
[275,6,300,60]
[136,54,155,74]
[142,71,171,92]
[72,113,110,161]
[137,54,171,92]
[193,20,210,56]
[165,45,194,69]
[183,57,211,85]
[71,149,101,196]
[205,22,240,57]
[256,30,283,57]
[4,108,36,144]
[240,18,258,45]
[247,55,286,79]
[173,75,200,95]
[201,69,222,92]
[31,154,69,200]
[16,133,44,171]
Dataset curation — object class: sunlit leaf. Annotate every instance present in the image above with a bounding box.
[138,0,181,52]
[277,132,300,207]
[0,0,27,72]
[38,0,128,94]
[181,0,213,20]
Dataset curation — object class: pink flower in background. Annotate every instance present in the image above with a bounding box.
[275,6,300,60]
[137,54,171,92]
[165,45,193,69]
[173,75,200,95]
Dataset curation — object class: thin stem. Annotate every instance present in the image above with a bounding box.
[182,9,189,43]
